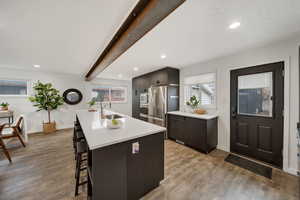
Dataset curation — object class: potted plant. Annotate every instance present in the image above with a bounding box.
[29,81,64,133]
[88,98,97,112]
[186,95,200,113]
[186,95,207,114]
[0,102,9,111]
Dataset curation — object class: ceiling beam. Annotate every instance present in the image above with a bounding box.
[85,0,186,81]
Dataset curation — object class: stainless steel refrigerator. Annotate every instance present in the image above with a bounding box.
[139,86,178,126]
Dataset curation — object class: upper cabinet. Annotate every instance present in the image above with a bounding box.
[133,67,179,89]
[150,69,168,86]
[133,75,150,90]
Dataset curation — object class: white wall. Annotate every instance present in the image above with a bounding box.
[180,35,300,175]
[0,68,132,134]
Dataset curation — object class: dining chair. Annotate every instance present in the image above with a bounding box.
[0,124,12,163]
[2,117,26,147]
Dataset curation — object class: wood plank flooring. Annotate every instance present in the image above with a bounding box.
[0,129,299,200]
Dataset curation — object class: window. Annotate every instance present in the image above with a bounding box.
[110,87,127,102]
[184,73,216,107]
[238,72,273,117]
[91,85,127,103]
[0,79,29,96]
[92,86,110,102]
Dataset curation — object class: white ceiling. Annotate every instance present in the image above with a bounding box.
[1,0,300,80]
[99,0,300,80]
[0,0,138,75]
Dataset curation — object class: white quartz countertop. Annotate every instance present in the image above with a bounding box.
[76,110,166,150]
[167,111,218,120]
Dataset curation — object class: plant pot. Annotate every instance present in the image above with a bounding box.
[43,122,56,133]
[0,106,8,111]
[194,108,207,115]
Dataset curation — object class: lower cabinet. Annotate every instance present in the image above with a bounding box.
[127,132,164,200]
[167,114,185,142]
[88,132,164,200]
[167,114,218,153]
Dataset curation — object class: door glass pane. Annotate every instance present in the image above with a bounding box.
[238,72,273,117]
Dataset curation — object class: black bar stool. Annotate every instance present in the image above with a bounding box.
[73,123,80,149]
[75,140,88,196]
[73,124,85,160]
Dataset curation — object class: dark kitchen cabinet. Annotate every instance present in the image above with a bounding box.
[132,67,179,119]
[132,67,179,89]
[167,115,185,142]
[133,75,151,89]
[132,75,150,118]
[127,132,164,200]
[150,70,168,86]
[167,114,218,153]
[185,117,206,151]
[167,86,179,112]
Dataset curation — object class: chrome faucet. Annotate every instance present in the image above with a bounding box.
[99,101,112,118]
[100,102,104,118]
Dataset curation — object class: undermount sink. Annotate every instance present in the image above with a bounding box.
[104,114,123,119]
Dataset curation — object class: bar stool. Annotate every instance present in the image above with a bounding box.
[73,123,82,142]
[75,140,88,196]
[73,123,78,147]
[73,123,84,160]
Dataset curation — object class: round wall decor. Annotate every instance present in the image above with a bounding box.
[63,88,83,105]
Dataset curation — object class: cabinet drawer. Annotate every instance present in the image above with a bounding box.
[168,114,185,121]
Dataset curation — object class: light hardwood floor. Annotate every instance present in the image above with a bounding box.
[0,129,299,200]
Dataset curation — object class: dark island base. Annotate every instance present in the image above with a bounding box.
[87,132,165,200]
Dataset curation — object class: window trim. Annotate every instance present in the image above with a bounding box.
[91,84,128,104]
[0,78,31,97]
[184,72,217,109]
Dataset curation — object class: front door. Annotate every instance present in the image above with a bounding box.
[230,62,284,168]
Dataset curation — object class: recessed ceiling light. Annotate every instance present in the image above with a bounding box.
[118,74,123,78]
[160,54,167,59]
[33,64,40,68]
[229,22,241,29]
[133,67,139,71]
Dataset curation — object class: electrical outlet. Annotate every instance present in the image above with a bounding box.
[132,142,140,154]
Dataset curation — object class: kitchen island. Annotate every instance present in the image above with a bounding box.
[75,110,166,200]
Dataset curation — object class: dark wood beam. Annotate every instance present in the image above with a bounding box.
[85,0,186,81]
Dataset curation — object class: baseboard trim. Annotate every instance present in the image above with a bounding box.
[285,168,298,176]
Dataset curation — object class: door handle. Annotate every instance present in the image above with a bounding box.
[232,108,237,118]
[232,112,237,118]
